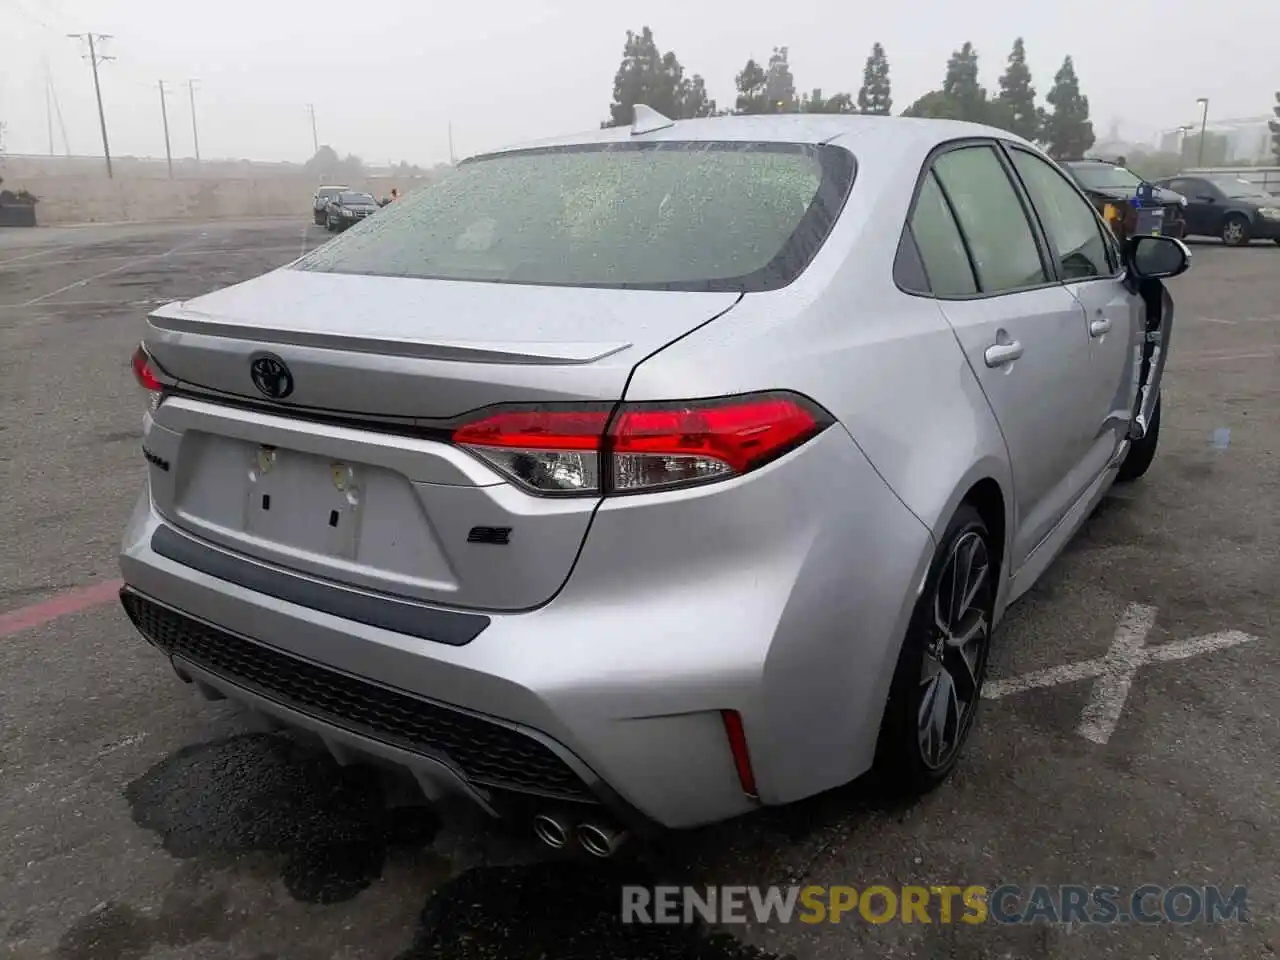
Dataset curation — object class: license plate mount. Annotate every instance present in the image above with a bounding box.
[246,445,364,560]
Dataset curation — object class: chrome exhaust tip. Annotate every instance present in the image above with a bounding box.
[532,812,570,850]
[576,821,628,858]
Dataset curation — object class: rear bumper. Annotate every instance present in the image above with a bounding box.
[1250,217,1280,240]
[118,426,933,828]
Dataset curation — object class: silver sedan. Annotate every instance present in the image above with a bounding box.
[120,109,1189,855]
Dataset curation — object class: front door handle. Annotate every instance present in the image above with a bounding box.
[1090,317,1112,337]
[984,340,1024,367]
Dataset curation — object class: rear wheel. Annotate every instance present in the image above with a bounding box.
[1222,215,1250,246]
[1117,393,1161,482]
[874,504,994,798]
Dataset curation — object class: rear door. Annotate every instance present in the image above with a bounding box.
[1005,145,1141,476]
[910,142,1095,571]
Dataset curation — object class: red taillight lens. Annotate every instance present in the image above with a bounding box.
[131,345,163,392]
[450,392,831,496]
[610,394,828,493]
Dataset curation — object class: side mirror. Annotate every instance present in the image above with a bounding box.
[1127,235,1191,280]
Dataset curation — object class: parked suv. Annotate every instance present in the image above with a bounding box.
[1155,174,1280,246]
[121,113,1189,850]
[1062,159,1187,240]
[323,190,379,231]
[311,185,348,225]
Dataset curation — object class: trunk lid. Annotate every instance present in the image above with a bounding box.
[145,267,739,416]
[141,267,740,613]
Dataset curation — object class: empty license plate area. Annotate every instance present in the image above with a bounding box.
[171,431,457,595]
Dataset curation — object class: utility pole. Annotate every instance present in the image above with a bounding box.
[306,103,319,155]
[45,71,55,156]
[448,121,455,164]
[188,80,201,164]
[1195,97,1210,167]
[158,81,174,178]
[68,32,115,178]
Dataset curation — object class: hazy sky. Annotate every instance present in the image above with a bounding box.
[3,0,1277,166]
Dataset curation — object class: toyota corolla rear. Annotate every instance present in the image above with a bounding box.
[118,131,933,833]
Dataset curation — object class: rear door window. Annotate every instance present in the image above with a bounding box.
[932,145,1049,294]
[293,141,857,292]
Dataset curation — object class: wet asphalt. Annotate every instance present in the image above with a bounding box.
[0,219,1277,959]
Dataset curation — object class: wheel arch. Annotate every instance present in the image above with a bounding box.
[928,462,1014,619]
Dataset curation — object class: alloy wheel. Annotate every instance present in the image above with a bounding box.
[1223,220,1246,245]
[917,530,991,770]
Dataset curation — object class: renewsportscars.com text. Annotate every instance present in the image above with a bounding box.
[621,884,1249,926]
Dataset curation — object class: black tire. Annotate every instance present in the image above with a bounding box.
[1273,239,1280,246]
[874,503,995,799]
[1222,214,1250,246]
[1117,393,1161,482]
[313,210,324,226]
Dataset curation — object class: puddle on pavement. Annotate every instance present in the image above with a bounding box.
[122,731,787,960]
[397,861,778,960]
[125,732,439,904]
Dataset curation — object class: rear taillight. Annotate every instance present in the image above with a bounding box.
[450,391,832,496]
[131,344,164,392]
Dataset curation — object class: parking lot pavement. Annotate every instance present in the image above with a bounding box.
[1,221,1276,959]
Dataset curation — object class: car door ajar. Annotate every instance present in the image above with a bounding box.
[1006,146,1141,478]
[910,144,1096,573]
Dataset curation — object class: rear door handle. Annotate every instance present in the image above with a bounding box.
[984,340,1024,368]
[1090,318,1112,337]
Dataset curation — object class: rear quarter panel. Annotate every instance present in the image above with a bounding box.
[623,132,1012,554]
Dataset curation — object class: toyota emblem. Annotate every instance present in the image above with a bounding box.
[250,354,294,400]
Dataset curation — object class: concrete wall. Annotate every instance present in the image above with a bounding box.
[0,174,426,226]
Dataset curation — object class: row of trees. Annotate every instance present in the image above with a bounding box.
[303,146,438,182]
[603,29,1095,160]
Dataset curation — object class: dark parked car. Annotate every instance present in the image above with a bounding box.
[312,185,349,225]
[1062,159,1187,241]
[1154,174,1280,247]
[324,191,380,231]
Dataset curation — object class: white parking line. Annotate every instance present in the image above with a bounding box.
[20,240,194,307]
[985,603,1259,744]
[0,249,57,267]
[1195,351,1277,363]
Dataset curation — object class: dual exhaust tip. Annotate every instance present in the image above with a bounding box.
[532,812,627,858]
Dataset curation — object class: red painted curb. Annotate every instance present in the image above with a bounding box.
[0,579,124,638]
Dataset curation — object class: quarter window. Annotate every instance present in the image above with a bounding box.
[908,171,978,296]
[932,146,1048,293]
[1009,149,1114,280]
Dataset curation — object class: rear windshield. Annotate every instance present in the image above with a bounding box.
[1069,164,1143,190]
[292,141,856,292]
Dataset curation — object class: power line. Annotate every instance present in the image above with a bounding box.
[67,32,115,178]
[12,0,57,32]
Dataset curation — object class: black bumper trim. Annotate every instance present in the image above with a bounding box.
[149,524,490,646]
